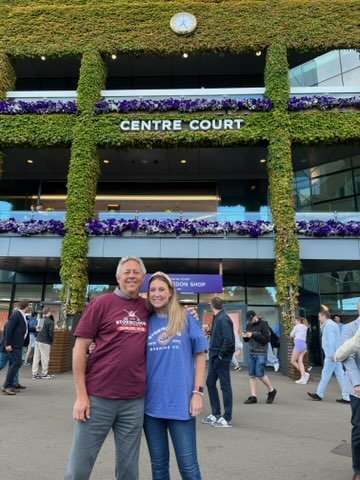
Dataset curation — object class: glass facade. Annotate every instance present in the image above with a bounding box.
[290,49,360,87]
[294,148,360,212]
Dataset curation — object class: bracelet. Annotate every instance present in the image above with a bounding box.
[192,390,204,396]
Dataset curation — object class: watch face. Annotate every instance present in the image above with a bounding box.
[170,12,197,35]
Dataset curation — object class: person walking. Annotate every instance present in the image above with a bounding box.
[243,311,277,405]
[64,256,149,480]
[32,307,55,379]
[201,297,235,428]
[308,310,350,403]
[334,302,360,480]
[144,272,207,480]
[290,317,310,385]
[2,300,30,395]
[24,312,38,365]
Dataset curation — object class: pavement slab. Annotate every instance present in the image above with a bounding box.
[0,366,353,480]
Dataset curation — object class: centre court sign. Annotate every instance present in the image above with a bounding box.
[119,118,244,132]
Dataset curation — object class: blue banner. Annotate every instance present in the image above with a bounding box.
[142,274,223,293]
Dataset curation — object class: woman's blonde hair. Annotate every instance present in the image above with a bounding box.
[147,272,187,337]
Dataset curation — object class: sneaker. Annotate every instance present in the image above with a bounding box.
[307,392,322,401]
[42,374,55,379]
[274,362,280,373]
[295,378,307,385]
[23,361,30,366]
[244,396,257,404]
[212,417,232,428]
[201,414,217,425]
[32,374,41,379]
[307,365,313,372]
[234,366,242,372]
[303,372,310,384]
[266,389,277,404]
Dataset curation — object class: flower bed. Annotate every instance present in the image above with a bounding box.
[288,95,360,111]
[1,96,359,115]
[1,217,360,238]
[0,99,77,114]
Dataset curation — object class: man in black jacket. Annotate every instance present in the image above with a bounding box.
[243,310,277,405]
[202,297,235,428]
[2,300,30,395]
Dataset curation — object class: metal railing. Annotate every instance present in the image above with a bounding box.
[6,86,359,103]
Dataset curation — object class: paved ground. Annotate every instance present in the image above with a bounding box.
[0,365,354,480]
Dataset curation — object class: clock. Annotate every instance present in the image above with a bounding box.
[170,12,197,35]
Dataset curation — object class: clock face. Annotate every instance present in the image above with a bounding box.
[170,12,197,35]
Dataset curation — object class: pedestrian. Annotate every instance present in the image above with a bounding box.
[144,271,207,480]
[290,317,310,385]
[266,322,280,372]
[2,300,30,395]
[334,301,360,480]
[64,256,149,480]
[0,321,24,391]
[32,307,55,379]
[24,312,38,365]
[243,311,277,405]
[308,310,350,403]
[334,314,344,333]
[201,297,235,428]
[232,330,243,372]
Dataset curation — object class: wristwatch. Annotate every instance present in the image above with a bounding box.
[193,385,204,394]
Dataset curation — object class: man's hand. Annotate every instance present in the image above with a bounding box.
[190,393,203,417]
[73,395,91,422]
[354,386,360,396]
[243,332,252,338]
[5,345,12,352]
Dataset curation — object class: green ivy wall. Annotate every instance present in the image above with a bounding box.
[0,1,359,330]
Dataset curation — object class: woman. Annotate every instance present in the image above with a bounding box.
[290,317,309,385]
[144,271,208,480]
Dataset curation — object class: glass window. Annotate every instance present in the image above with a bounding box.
[246,287,277,305]
[199,286,245,304]
[342,68,360,86]
[14,284,43,301]
[353,155,360,168]
[310,157,352,177]
[318,75,343,87]
[87,285,115,300]
[311,170,354,202]
[44,284,63,302]
[340,50,360,73]
[246,305,280,331]
[0,284,12,302]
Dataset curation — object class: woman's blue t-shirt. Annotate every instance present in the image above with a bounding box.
[145,312,208,420]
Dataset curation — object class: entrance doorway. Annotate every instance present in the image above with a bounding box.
[198,302,247,365]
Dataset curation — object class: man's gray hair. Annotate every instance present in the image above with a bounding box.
[116,256,147,276]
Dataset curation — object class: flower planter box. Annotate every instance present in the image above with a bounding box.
[48,330,74,374]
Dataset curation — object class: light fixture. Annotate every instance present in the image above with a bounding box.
[180,159,187,164]
[182,53,189,58]
[260,158,266,163]
[103,159,110,164]
[27,159,34,164]
[256,51,262,56]
[40,55,46,61]
[250,185,257,191]
[141,159,149,164]
[111,54,117,60]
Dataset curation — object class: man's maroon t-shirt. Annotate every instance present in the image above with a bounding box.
[75,292,149,399]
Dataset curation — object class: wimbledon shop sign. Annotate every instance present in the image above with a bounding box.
[142,274,223,293]
[120,118,244,132]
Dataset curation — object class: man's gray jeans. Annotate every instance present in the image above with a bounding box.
[64,395,145,480]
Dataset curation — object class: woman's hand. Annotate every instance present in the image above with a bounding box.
[354,385,360,396]
[190,393,203,417]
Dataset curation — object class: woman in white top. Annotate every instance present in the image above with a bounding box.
[290,317,309,385]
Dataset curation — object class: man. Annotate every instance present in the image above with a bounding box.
[334,314,344,333]
[308,310,350,403]
[243,311,277,405]
[0,321,24,391]
[64,256,149,480]
[2,300,30,395]
[32,307,55,379]
[335,302,360,480]
[201,297,235,428]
